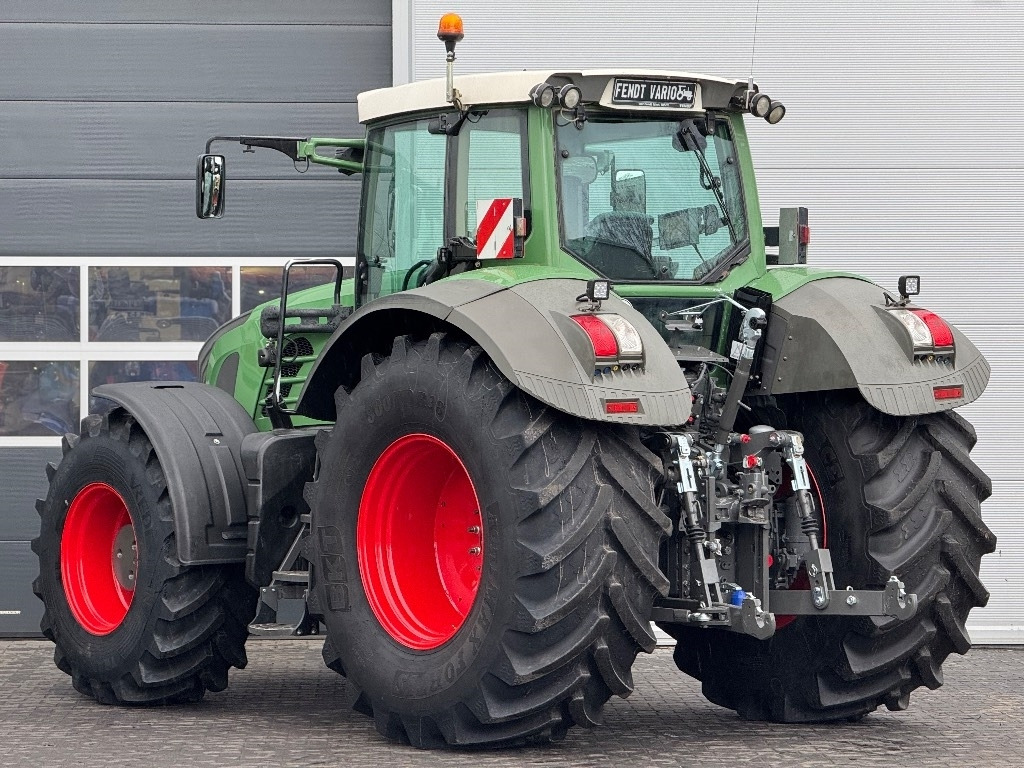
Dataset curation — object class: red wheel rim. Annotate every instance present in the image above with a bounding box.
[357,433,483,650]
[60,482,137,635]
[775,464,828,630]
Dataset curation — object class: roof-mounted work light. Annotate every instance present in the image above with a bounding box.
[558,84,582,109]
[748,91,772,118]
[765,100,786,124]
[529,83,556,108]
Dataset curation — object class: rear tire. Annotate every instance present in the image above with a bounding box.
[667,390,995,721]
[33,409,255,705]
[308,333,671,747]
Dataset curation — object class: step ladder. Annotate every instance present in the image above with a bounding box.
[248,513,318,637]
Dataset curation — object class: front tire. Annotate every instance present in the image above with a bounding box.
[33,409,255,704]
[668,390,995,721]
[308,333,671,747]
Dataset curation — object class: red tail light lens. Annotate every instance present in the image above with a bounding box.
[911,309,954,348]
[889,307,956,357]
[934,385,964,400]
[605,400,640,414]
[571,314,618,359]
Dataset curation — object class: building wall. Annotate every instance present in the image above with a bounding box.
[402,0,1022,642]
[0,2,391,635]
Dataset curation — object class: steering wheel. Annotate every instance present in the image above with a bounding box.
[571,236,661,279]
[581,212,663,278]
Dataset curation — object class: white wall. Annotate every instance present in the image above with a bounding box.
[398,0,1023,642]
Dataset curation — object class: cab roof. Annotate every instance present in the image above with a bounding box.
[357,69,750,123]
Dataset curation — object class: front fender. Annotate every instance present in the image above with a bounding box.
[296,277,692,426]
[757,277,990,415]
[92,381,257,565]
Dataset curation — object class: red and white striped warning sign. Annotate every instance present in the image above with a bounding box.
[476,198,518,259]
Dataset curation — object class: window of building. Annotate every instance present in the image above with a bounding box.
[0,256,353,445]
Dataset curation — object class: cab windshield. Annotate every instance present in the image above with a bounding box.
[556,116,748,282]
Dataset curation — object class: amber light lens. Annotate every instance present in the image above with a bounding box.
[437,13,465,41]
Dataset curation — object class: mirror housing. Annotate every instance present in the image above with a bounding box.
[196,154,226,219]
[611,169,646,213]
[562,156,599,185]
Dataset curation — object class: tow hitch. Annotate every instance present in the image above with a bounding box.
[652,296,918,638]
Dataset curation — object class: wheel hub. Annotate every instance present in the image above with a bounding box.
[111,524,138,590]
[60,482,137,635]
[357,433,483,650]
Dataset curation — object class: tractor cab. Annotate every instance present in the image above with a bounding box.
[352,67,765,302]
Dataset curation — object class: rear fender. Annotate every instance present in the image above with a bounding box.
[756,277,990,415]
[297,277,692,426]
[92,381,257,565]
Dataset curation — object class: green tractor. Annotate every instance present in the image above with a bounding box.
[34,16,994,748]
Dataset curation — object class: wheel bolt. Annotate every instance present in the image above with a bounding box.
[468,547,481,556]
[116,551,123,559]
[467,526,480,534]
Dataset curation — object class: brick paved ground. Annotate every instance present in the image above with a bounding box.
[1,639,1020,768]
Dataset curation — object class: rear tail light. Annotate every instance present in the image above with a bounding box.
[933,385,964,400]
[570,314,618,360]
[571,313,645,370]
[605,399,640,414]
[596,314,643,360]
[889,308,955,358]
[911,309,954,348]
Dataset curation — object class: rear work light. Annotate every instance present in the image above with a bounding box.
[889,308,955,358]
[571,313,645,373]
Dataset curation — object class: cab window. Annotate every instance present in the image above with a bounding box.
[453,110,527,240]
[357,110,528,305]
[358,118,447,303]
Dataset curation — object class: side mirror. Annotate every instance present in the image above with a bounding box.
[612,169,646,213]
[196,154,226,219]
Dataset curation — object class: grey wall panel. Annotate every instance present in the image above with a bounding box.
[0,179,361,258]
[0,542,44,636]
[0,448,62,541]
[970,480,1023,636]
[958,326,1022,484]
[0,23,391,102]
[755,168,1023,328]
[409,2,1023,170]
[0,102,364,179]
[2,1,390,24]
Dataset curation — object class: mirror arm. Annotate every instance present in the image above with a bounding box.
[203,135,365,174]
[297,138,365,174]
[205,135,304,157]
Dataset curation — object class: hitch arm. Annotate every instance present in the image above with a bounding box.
[769,577,917,620]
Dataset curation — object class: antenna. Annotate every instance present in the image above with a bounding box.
[748,0,762,93]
